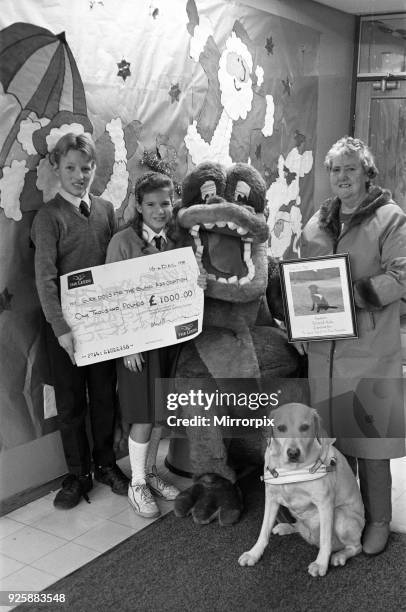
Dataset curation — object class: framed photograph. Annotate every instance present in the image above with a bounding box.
[279,254,358,343]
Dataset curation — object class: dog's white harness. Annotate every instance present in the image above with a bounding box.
[261,458,336,485]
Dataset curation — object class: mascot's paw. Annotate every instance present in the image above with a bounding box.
[174,474,243,526]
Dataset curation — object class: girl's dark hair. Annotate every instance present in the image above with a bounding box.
[49,132,96,167]
[132,172,176,251]
[134,171,174,205]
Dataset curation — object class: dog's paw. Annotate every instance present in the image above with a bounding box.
[308,561,328,577]
[272,523,296,536]
[238,551,259,567]
[330,551,348,567]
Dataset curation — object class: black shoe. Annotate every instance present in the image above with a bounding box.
[94,464,129,495]
[53,473,93,510]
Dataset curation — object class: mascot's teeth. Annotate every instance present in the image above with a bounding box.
[196,245,203,255]
[247,269,255,281]
[192,225,200,232]
[228,276,238,284]
[242,237,253,243]
[227,222,237,230]
[207,273,216,281]
[243,242,251,255]
[237,227,248,235]
[216,221,227,228]
[198,262,205,273]
[239,276,250,285]
[217,277,228,284]
[204,222,215,229]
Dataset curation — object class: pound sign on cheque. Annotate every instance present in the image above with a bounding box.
[149,295,157,306]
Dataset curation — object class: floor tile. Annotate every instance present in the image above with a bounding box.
[110,505,160,530]
[0,553,24,579]
[0,518,25,540]
[6,498,54,526]
[0,526,66,564]
[75,484,129,520]
[0,565,57,592]
[73,520,135,553]
[31,542,99,578]
[32,507,105,540]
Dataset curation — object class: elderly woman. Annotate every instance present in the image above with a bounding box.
[297,136,406,555]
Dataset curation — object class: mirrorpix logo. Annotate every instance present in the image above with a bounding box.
[175,320,198,339]
[67,270,94,289]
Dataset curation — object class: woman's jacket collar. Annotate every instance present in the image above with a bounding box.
[318,186,393,239]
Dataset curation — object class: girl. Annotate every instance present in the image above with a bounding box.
[106,172,204,518]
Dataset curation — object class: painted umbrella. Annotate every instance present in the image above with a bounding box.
[0,22,92,167]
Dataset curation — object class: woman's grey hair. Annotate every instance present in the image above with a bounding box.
[324,136,378,183]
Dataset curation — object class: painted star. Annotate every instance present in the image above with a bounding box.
[0,287,13,313]
[117,59,131,81]
[265,36,274,55]
[169,83,181,103]
[283,165,297,186]
[282,76,292,96]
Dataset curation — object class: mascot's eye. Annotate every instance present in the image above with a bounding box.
[237,194,248,203]
[277,424,287,432]
[299,424,310,432]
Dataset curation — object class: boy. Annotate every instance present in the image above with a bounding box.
[31,133,129,509]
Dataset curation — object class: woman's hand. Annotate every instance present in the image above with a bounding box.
[292,341,308,356]
[197,271,208,289]
[123,353,144,372]
[58,331,76,365]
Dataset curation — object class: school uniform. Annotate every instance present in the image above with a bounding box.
[105,224,177,423]
[31,189,118,476]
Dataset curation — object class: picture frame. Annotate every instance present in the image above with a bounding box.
[279,254,358,343]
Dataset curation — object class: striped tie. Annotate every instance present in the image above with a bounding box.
[79,201,90,218]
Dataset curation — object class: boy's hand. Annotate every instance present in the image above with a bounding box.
[58,332,76,365]
[197,271,207,289]
[123,353,144,372]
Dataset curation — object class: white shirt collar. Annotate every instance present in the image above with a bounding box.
[142,223,167,245]
[59,188,91,209]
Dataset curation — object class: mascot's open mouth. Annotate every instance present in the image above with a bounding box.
[177,201,268,286]
[190,223,253,284]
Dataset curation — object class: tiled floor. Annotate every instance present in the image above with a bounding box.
[0,443,405,610]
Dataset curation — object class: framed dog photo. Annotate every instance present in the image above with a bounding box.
[279,254,358,342]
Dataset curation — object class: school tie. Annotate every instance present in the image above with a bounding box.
[154,235,164,251]
[79,201,90,218]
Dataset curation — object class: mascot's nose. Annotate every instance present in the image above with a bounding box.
[287,447,300,462]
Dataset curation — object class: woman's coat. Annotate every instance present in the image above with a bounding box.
[301,186,406,458]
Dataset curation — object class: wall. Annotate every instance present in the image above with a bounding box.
[0,0,356,504]
[242,0,356,208]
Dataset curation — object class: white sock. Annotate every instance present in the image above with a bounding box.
[146,426,162,473]
[128,437,149,486]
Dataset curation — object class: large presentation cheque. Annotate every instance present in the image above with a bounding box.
[60,247,203,366]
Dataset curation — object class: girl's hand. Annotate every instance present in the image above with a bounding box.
[293,341,308,356]
[123,353,144,372]
[58,331,76,365]
[197,271,208,289]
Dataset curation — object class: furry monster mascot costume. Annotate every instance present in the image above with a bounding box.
[173,162,307,525]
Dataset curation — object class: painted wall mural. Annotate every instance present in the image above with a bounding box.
[0,0,319,448]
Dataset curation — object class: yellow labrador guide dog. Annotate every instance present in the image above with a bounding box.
[238,403,365,577]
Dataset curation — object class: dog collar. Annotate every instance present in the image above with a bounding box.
[261,458,336,485]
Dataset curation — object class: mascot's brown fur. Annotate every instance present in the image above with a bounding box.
[172,162,307,526]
